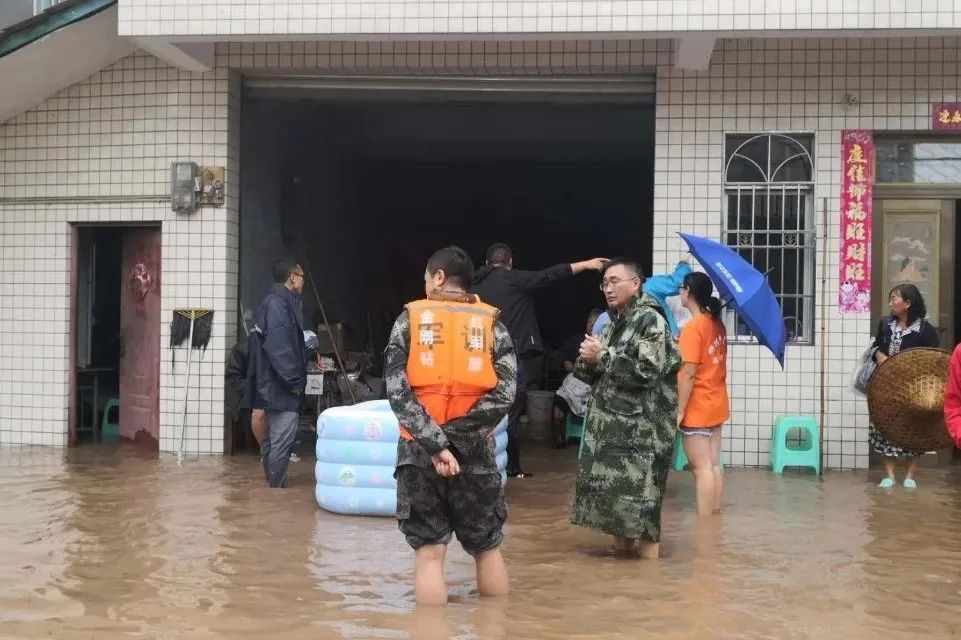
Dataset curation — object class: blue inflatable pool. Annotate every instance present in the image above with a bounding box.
[315,400,508,516]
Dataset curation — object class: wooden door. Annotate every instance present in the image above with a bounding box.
[872,199,956,349]
[119,228,161,448]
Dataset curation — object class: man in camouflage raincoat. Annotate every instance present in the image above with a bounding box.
[385,246,517,605]
[571,259,681,559]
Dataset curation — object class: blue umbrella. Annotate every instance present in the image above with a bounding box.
[678,233,787,366]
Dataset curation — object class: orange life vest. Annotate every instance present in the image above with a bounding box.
[399,295,498,442]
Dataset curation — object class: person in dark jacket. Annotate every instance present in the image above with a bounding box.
[245,329,269,450]
[252,260,308,488]
[225,333,252,451]
[225,334,250,414]
[471,243,608,477]
[225,329,267,454]
[869,283,940,489]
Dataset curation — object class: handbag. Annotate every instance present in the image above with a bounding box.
[850,346,878,396]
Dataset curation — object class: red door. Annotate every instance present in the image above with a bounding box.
[120,228,161,448]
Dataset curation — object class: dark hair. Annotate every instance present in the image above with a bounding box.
[601,258,644,281]
[486,243,513,266]
[427,246,474,289]
[273,259,299,284]
[683,271,722,318]
[890,283,927,324]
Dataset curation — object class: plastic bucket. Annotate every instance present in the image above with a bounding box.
[526,390,555,425]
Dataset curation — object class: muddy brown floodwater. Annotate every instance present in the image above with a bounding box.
[1,444,960,640]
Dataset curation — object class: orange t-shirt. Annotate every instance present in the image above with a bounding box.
[678,313,730,428]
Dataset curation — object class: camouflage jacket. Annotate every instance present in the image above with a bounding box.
[384,308,517,473]
[575,294,681,457]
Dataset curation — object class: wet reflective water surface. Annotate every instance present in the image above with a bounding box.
[1,445,960,639]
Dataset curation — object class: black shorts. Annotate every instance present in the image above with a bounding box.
[395,465,507,556]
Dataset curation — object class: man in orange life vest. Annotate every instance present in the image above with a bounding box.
[385,246,518,606]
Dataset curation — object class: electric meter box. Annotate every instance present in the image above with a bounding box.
[171,161,198,214]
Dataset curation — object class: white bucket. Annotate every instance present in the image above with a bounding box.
[526,390,555,425]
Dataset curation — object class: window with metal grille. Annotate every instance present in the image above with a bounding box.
[876,141,961,183]
[724,133,815,344]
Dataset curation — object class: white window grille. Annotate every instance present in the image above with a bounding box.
[876,141,961,183]
[724,133,816,344]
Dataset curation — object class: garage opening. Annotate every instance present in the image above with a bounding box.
[237,75,655,430]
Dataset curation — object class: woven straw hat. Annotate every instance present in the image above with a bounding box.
[868,347,953,451]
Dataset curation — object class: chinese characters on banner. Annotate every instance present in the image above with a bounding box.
[838,130,874,314]
[932,103,961,130]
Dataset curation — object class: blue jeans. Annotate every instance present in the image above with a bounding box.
[261,410,299,488]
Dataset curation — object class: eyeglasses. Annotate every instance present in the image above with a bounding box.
[291,272,306,280]
[599,277,638,291]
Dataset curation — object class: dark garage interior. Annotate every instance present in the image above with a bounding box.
[239,88,655,375]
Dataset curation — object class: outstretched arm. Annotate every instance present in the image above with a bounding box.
[512,258,609,291]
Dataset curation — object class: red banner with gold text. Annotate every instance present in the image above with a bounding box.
[838,130,873,314]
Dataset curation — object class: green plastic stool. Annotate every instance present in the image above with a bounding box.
[672,431,689,471]
[770,415,820,475]
[565,414,585,442]
[101,398,120,443]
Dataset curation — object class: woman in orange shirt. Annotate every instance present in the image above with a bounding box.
[676,272,730,516]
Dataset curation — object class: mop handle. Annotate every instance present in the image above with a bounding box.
[178,316,195,460]
[304,264,357,404]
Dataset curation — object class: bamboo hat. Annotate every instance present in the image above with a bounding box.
[868,347,953,451]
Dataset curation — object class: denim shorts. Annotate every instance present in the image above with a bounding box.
[680,426,716,437]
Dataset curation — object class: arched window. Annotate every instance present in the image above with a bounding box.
[724,134,815,344]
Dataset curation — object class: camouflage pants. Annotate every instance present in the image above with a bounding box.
[395,465,507,555]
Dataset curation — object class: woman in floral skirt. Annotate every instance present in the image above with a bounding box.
[869,284,940,489]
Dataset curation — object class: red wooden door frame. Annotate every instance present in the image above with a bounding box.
[69,224,162,449]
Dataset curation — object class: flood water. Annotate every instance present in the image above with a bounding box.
[1,444,960,640]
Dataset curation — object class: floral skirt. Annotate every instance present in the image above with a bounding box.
[868,424,924,459]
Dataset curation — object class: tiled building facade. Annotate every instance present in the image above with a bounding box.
[117,1,961,36]
[2,1,959,468]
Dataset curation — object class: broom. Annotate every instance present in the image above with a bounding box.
[303,262,357,405]
[170,309,214,462]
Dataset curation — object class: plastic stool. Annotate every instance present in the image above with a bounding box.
[565,414,585,442]
[770,415,820,475]
[101,398,120,443]
[672,431,688,471]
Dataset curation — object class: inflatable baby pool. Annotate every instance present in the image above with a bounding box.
[315,400,508,516]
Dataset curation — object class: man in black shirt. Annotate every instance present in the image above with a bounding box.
[472,243,607,477]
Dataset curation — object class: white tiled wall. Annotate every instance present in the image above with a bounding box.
[118,0,961,37]
[217,37,668,72]
[0,53,239,453]
[3,33,957,467]
[654,36,960,469]
[0,39,663,452]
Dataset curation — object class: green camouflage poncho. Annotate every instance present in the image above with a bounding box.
[570,294,681,543]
